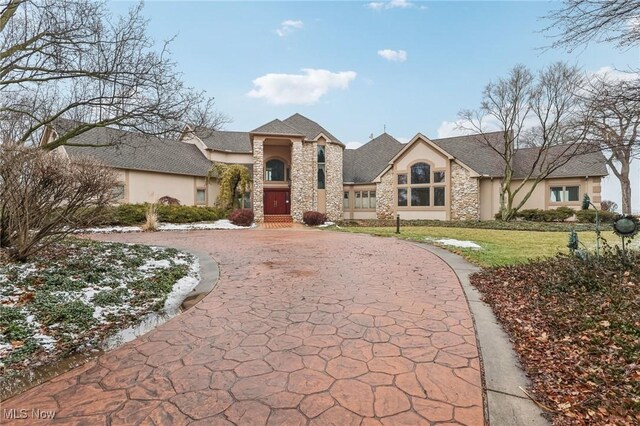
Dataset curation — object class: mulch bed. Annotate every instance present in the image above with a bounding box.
[470,251,639,425]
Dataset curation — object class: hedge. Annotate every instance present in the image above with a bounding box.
[575,209,618,223]
[99,204,225,226]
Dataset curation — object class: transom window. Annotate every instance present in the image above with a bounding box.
[550,185,580,203]
[397,162,446,208]
[266,159,286,181]
[354,191,376,209]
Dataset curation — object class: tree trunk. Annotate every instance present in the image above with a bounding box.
[620,162,632,215]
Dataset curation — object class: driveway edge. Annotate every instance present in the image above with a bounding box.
[414,243,550,426]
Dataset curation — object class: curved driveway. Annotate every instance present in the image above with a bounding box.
[5,229,484,425]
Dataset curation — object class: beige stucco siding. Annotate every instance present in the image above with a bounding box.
[124,169,213,206]
[209,151,253,164]
[478,176,603,220]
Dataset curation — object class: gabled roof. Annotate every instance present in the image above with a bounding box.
[251,119,304,136]
[430,132,505,177]
[189,127,252,153]
[343,133,404,183]
[283,113,344,146]
[61,126,214,177]
[512,144,608,178]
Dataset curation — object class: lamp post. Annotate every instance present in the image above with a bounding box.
[582,194,600,258]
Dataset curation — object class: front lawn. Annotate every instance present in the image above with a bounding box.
[0,238,197,383]
[472,252,640,425]
[335,226,617,267]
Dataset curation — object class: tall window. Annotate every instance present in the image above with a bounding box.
[397,162,446,208]
[196,188,206,205]
[317,145,326,189]
[343,192,350,209]
[266,159,285,181]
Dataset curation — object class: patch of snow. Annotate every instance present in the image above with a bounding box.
[426,237,482,250]
[32,333,56,351]
[81,219,255,234]
[139,259,172,270]
[163,256,200,315]
[318,222,335,228]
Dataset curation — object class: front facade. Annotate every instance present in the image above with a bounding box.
[50,114,608,222]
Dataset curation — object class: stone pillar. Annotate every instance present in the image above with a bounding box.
[325,143,344,222]
[290,140,305,222]
[450,162,480,221]
[253,138,264,222]
[376,170,395,219]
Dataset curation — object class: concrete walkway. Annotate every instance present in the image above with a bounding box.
[4,230,484,425]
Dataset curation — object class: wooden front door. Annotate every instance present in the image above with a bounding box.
[264,189,290,215]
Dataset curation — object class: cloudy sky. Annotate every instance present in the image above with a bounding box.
[111,0,639,212]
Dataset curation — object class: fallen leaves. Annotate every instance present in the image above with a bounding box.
[471,252,640,425]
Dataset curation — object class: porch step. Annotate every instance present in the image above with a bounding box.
[264,215,293,223]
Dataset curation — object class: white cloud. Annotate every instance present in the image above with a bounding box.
[346,141,364,149]
[436,117,501,138]
[276,20,304,37]
[591,66,639,82]
[377,49,407,62]
[367,0,415,10]
[247,68,357,105]
[397,137,411,144]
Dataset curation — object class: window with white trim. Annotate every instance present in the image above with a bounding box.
[196,188,206,205]
[354,190,376,209]
[550,185,580,202]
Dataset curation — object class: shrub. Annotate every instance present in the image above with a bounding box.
[228,209,254,226]
[303,211,327,226]
[158,196,181,206]
[575,209,618,223]
[142,204,158,232]
[99,204,225,226]
[511,207,574,222]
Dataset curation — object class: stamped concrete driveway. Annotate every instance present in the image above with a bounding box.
[6,229,484,425]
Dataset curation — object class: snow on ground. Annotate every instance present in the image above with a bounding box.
[425,237,483,250]
[163,256,200,315]
[82,219,255,233]
[318,222,335,228]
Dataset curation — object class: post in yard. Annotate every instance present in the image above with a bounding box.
[396,214,400,234]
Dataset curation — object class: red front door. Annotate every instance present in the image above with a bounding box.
[264,189,290,215]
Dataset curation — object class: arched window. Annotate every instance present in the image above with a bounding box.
[411,162,430,184]
[265,159,285,181]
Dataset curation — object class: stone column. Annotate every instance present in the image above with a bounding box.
[253,138,264,222]
[376,170,395,219]
[325,143,344,221]
[290,140,305,222]
[450,162,480,220]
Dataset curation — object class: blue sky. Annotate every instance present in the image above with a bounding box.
[112,0,639,211]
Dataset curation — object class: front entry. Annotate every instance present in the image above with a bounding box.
[264,189,290,215]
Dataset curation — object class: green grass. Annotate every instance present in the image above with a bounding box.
[334,226,618,267]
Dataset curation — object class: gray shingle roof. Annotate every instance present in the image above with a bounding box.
[63,126,214,177]
[512,144,608,178]
[190,127,252,153]
[430,132,506,176]
[343,133,404,183]
[251,119,304,136]
[283,113,344,146]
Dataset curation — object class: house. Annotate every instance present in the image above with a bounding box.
[45,114,607,222]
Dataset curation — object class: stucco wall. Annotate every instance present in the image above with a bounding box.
[209,151,253,164]
[478,176,603,220]
[125,169,212,206]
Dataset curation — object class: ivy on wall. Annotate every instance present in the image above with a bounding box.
[208,163,251,210]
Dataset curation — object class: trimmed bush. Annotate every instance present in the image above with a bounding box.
[575,209,617,223]
[303,211,327,226]
[228,209,254,226]
[99,204,225,226]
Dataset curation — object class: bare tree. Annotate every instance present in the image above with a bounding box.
[581,76,640,215]
[545,0,640,51]
[459,63,591,220]
[0,0,227,150]
[0,145,118,261]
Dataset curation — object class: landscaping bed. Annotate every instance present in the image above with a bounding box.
[471,251,640,425]
[0,238,198,383]
[336,219,600,232]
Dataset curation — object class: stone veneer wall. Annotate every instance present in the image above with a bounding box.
[376,170,395,219]
[252,139,264,222]
[325,143,343,221]
[291,141,315,222]
[450,162,479,221]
